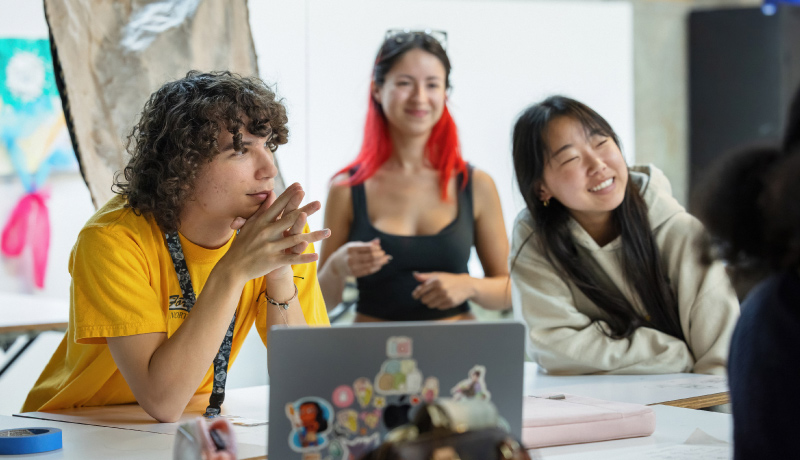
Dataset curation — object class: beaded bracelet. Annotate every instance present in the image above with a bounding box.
[265,284,298,311]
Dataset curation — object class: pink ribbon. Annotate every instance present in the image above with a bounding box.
[1,190,51,289]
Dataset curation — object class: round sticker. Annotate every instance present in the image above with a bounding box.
[332,385,355,408]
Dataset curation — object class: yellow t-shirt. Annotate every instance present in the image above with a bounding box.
[22,195,329,412]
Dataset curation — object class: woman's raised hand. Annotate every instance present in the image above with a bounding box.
[332,238,392,278]
[223,183,330,283]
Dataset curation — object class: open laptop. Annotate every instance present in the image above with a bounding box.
[267,321,525,459]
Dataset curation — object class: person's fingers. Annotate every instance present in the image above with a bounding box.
[281,251,320,266]
[413,271,433,282]
[350,260,375,277]
[348,245,378,258]
[266,243,324,269]
[277,189,306,223]
[296,228,330,246]
[429,299,452,310]
[264,187,279,210]
[230,216,247,230]
[234,188,281,231]
[270,206,314,236]
[280,186,305,217]
[350,253,388,276]
[412,278,437,300]
[350,249,388,270]
[276,204,322,237]
[287,241,309,255]
[366,249,387,261]
[286,211,307,237]
[370,244,386,258]
[261,227,328,255]
[367,255,391,274]
[420,290,447,308]
[261,183,303,222]
[374,254,392,269]
[297,200,322,220]
[273,188,304,223]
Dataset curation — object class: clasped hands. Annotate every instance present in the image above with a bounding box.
[223,183,330,283]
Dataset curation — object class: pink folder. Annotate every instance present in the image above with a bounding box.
[522,393,656,449]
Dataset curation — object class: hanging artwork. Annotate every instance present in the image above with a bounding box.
[0,38,77,289]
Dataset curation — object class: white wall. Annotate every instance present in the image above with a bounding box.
[250,0,635,239]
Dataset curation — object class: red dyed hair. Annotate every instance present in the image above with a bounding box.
[334,95,467,201]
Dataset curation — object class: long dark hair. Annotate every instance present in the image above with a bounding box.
[511,96,683,341]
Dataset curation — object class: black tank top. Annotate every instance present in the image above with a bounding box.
[349,166,474,320]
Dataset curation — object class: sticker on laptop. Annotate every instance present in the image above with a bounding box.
[451,365,491,401]
[353,377,373,408]
[360,409,381,430]
[375,337,423,395]
[421,377,439,403]
[332,385,354,408]
[327,438,346,460]
[286,397,334,452]
[334,433,381,460]
[386,336,413,358]
[335,409,359,434]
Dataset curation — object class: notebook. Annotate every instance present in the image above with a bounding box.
[522,393,656,448]
[267,321,525,459]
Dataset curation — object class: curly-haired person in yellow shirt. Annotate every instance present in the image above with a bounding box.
[23,71,331,422]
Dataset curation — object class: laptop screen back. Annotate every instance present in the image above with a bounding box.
[267,321,525,459]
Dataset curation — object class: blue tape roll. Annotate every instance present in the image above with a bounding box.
[0,427,62,455]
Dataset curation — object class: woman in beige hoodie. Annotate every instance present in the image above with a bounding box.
[509,96,739,375]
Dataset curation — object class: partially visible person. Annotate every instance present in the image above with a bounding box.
[510,96,739,375]
[694,87,800,459]
[318,30,511,321]
[23,71,330,422]
[362,399,531,460]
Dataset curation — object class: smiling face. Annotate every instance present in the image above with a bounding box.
[181,124,278,227]
[538,116,628,232]
[372,48,447,139]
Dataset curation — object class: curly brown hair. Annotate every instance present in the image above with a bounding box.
[112,70,289,232]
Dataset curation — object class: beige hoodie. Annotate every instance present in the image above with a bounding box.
[510,165,739,375]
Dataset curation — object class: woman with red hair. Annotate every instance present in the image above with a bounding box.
[318,30,510,322]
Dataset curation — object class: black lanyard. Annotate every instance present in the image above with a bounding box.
[165,232,236,418]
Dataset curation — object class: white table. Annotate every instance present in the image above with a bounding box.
[524,362,729,409]
[12,368,733,459]
[0,293,69,377]
[0,414,268,459]
[15,386,270,448]
[0,414,174,459]
[6,405,732,459]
